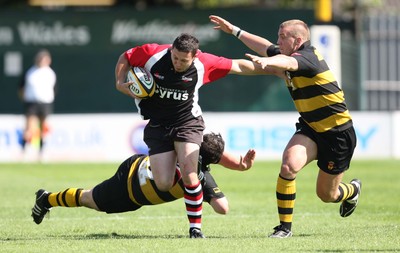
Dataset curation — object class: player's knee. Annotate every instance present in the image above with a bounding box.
[211,198,229,215]
[214,205,229,215]
[280,163,297,178]
[155,181,174,192]
[79,190,91,205]
[80,189,100,210]
[220,206,229,215]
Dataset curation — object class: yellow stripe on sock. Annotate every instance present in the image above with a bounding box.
[64,188,80,207]
[280,214,293,223]
[48,193,59,207]
[277,199,295,208]
[48,188,81,207]
[338,182,355,202]
[276,176,296,225]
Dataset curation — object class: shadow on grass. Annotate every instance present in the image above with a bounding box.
[1,232,272,241]
[84,233,186,239]
[0,233,185,241]
[62,232,270,240]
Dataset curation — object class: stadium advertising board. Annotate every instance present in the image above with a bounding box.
[0,112,397,162]
[0,8,313,114]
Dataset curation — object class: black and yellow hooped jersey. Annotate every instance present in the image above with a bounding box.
[281,41,352,133]
[127,155,185,206]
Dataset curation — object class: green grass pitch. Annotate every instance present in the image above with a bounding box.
[0,159,399,252]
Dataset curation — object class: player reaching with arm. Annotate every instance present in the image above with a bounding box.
[114,33,264,238]
[31,133,256,225]
[209,15,361,238]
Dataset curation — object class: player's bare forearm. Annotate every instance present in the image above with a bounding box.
[219,149,256,171]
[209,15,271,56]
[246,53,298,71]
[115,54,128,86]
[115,53,136,99]
[230,59,276,76]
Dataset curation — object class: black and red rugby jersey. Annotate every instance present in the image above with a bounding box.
[125,43,232,126]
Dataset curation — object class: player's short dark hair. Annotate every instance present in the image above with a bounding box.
[172,33,199,56]
[200,132,225,165]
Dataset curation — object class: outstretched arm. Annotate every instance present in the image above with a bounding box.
[209,15,273,57]
[208,149,255,214]
[218,149,256,171]
[230,58,281,76]
[245,53,298,78]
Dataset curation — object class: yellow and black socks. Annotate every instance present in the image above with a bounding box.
[335,182,358,202]
[276,175,296,231]
[184,181,203,230]
[47,188,83,208]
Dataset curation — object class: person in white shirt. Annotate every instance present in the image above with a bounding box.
[19,49,57,156]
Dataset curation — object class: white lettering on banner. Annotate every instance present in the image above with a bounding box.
[0,27,13,45]
[18,21,90,46]
[111,20,218,44]
[4,51,22,76]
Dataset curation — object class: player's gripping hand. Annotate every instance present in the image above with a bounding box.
[116,80,140,99]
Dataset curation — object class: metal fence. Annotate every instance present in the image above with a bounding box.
[362,14,400,111]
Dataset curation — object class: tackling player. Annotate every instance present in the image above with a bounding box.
[31,133,256,232]
[209,15,361,238]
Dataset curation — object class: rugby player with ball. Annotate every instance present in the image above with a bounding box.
[114,33,269,238]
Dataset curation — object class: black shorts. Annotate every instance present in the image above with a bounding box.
[202,170,225,202]
[92,156,142,213]
[144,116,205,155]
[24,102,53,118]
[295,118,357,175]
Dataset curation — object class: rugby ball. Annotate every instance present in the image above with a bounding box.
[126,67,155,99]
